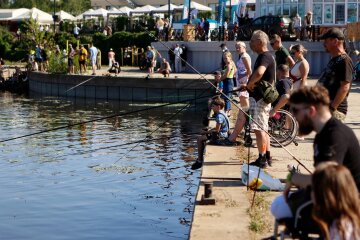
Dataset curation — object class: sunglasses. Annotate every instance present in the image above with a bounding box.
[290,106,309,115]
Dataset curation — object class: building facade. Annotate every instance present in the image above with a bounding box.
[91,0,359,25]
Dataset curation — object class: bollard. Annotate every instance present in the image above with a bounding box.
[200,182,216,205]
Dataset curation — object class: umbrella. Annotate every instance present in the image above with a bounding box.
[56,10,75,21]
[151,4,179,13]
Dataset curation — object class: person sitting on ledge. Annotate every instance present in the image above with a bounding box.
[157,58,171,77]
[191,96,230,170]
[108,59,121,76]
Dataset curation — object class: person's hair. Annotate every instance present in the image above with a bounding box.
[312,162,360,239]
[235,41,246,49]
[211,96,225,109]
[270,34,281,42]
[290,44,307,54]
[252,30,269,46]
[289,85,330,107]
[223,51,233,59]
[277,64,289,74]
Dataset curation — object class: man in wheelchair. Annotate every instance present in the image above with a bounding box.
[270,86,360,238]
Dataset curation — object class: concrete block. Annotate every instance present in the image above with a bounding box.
[85,86,96,98]
[95,86,107,99]
[120,87,133,101]
[76,86,86,98]
[147,88,163,102]
[108,86,120,100]
[132,88,147,101]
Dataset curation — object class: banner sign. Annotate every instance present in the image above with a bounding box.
[182,0,190,19]
[218,0,227,26]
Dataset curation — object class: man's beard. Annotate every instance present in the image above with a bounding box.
[298,114,314,136]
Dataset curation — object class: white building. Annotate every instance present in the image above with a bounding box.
[91,0,360,25]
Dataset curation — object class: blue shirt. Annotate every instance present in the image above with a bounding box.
[215,111,230,138]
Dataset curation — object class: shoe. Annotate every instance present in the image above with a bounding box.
[91,73,96,75]
[267,156,273,167]
[191,160,203,170]
[249,155,268,168]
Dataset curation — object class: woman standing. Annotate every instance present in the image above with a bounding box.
[312,162,360,240]
[289,44,309,90]
[220,51,236,117]
[234,41,252,109]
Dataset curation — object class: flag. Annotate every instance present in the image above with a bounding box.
[218,0,227,26]
[182,0,190,20]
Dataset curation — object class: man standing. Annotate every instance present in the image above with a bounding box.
[89,43,98,75]
[270,34,295,67]
[73,24,80,38]
[67,44,75,74]
[271,86,360,220]
[173,44,183,73]
[108,48,115,68]
[317,28,353,121]
[247,30,276,168]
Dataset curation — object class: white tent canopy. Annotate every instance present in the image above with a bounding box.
[11,7,53,24]
[107,6,132,17]
[0,8,29,20]
[56,10,75,21]
[175,2,212,11]
[226,0,256,6]
[83,8,108,18]
[151,4,179,13]
[75,9,93,20]
[131,5,156,14]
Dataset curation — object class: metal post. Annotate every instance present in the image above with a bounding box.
[53,0,56,33]
[168,0,170,20]
[229,0,232,23]
[187,0,191,24]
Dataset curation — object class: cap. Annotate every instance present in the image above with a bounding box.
[319,28,345,40]
[214,70,222,75]
[219,43,226,48]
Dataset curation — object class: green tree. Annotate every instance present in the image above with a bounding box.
[0,26,13,58]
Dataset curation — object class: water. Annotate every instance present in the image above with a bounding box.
[0,92,205,240]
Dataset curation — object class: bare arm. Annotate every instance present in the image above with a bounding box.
[287,55,295,67]
[269,94,290,117]
[247,65,266,91]
[243,56,252,77]
[332,81,351,110]
[299,61,309,87]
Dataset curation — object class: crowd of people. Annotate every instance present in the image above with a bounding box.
[191,27,360,238]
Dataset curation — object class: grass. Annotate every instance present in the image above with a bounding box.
[247,191,273,233]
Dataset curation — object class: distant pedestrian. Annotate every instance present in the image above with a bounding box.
[304,11,313,40]
[289,44,309,89]
[96,48,101,70]
[270,34,295,67]
[73,24,80,38]
[68,44,75,74]
[108,48,115,68]
[293,14,302,41]
[79,45,88,74]
[173,44,183,73]
[146,46,155,76]
[220,43,229,70]
[157,58,171,77]
[89,43,98,75]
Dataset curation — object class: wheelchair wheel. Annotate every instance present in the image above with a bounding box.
[268,109,298,147]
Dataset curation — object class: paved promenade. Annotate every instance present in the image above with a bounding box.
[189,78,360,239]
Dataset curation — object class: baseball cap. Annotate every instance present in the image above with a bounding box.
[219,43,226,48]
[319,28,345,40]
[214,70,221,75]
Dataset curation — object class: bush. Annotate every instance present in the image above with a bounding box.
[47,52,67,74]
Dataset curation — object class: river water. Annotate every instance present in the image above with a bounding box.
[0,92,204,240]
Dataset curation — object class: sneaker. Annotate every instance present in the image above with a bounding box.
[249,155,268,168]
[191,160,203,170]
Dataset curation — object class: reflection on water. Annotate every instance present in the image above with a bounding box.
[0,92,204,240]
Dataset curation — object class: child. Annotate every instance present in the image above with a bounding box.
[192,97,230,170]
[269,64,293,117]
[312,162,360,239]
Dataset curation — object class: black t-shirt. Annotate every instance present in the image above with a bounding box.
[272,77,292,107]
[317,53,353,115]
[314,117,360,190]
[250,51,276,100]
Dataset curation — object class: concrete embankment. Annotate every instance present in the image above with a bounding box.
[190,78,360,239]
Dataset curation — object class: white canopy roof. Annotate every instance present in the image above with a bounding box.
[11,7,53,24]
[83,8,108,18]
[226,0,256,6]
[175,2,212,11]
[56,10,75,21]
[0,8,29,20]
[131,5,156,14]
[107,6,132,17]
[75,9,93,20]
[151,4,179,13]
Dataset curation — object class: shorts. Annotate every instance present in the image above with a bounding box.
[249,97,271,131]
[35,58,42,63]
[90,58,96,65]
[68,58,74,66]
[79,60,86,65]
[237,75,249,98]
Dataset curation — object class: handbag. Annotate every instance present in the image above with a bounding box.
[254,80,279,104]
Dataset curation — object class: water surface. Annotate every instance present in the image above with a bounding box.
[0,92,204,239]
